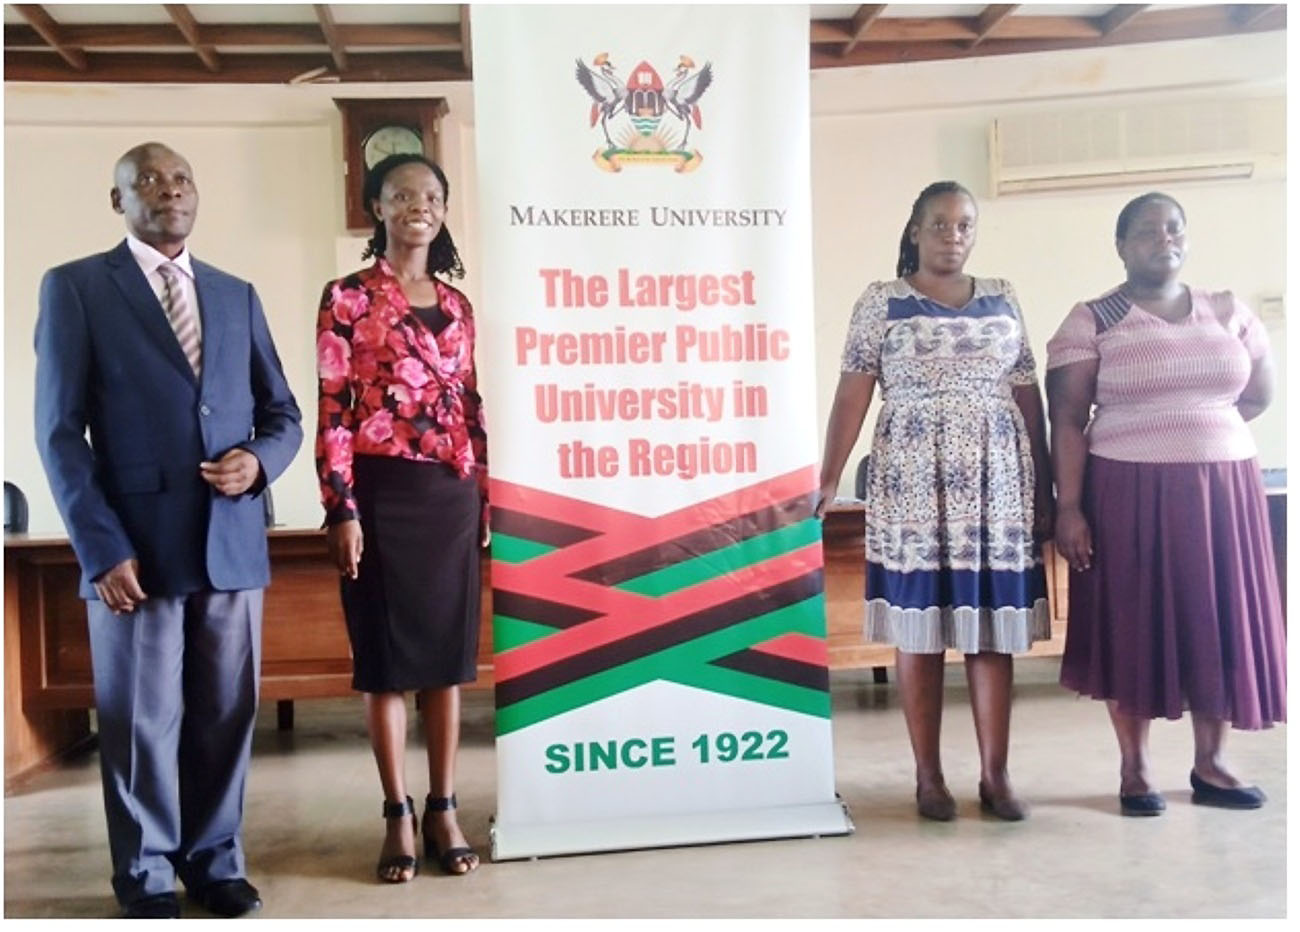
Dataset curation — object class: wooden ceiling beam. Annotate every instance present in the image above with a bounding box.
[813,4,1284,69]
[969,5,1019,49]
[459,5,472,76]
[981,15,1100,39]
[810,20,853,44]
[1098,4,1149,36]
[812,15,1105,44]
[841,5,887,56]
[10,4,87,71]
[334,24,462,48]
[2,50,470,84]
[163,4,220,72]
[313,4,347,72]
[3,22,464,50]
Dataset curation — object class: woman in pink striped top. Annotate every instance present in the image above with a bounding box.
[1045,192,1285,817]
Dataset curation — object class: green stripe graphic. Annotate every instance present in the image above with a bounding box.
[493,615,559,652]
[496,594,828,735]
[617,519,822,597]
[491,532,556,564]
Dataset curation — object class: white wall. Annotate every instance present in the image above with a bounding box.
[810,30,1287,495]
[4,81,478,534]
[3,30,1286,535]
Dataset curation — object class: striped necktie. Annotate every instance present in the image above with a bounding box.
[158,262,202,377]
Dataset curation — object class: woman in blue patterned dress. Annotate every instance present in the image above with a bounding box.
[817,181,1053,821]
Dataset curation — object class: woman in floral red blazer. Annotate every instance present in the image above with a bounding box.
[316,260,487,521]
[315,153,485,883]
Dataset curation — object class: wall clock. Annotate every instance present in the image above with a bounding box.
[333,97,450,231]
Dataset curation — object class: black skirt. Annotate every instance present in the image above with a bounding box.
[342,454,481,692]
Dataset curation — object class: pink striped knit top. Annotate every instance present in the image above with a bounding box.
[1045,286,1269,463]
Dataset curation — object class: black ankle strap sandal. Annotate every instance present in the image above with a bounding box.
[423,794,479,875]
[377,795,419,883]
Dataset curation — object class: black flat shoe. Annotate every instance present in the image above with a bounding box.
[191,879,261,917]
[423,793,480,875]
[123,893,180,919]
[978,782,1027,821]
[1190,770,1266,809]
[915,785,956,822]
[377,796,420,883]
[1119,791,1166,817]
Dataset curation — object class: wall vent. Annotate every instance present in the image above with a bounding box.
[990,97,1284,195]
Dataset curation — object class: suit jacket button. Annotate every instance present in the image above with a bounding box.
[200,404,212,416]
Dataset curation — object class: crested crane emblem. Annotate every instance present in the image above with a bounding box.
[574,52,714,173]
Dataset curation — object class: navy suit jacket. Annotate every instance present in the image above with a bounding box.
[35,240,303,598]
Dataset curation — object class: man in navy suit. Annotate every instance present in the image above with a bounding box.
[34,142,302,919]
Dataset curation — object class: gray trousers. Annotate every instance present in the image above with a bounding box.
[87,589,262,906]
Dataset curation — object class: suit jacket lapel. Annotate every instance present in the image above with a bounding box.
[191,260,227,386]
[104,240,197,384]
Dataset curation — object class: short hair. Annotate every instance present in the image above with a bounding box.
[361,153,464,280]
[895,181,976,278]
[1115,192,1186,241]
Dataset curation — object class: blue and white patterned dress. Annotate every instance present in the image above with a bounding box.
[840,277,1050,654]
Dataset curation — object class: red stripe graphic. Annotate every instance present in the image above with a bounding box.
[494,543,823,681]
[490,466,821,684]
[750,632,829,667]
[490,466,816,557]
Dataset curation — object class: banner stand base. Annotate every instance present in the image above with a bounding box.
[490,798,854,861]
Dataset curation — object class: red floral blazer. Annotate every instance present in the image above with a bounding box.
[315,258,487,525]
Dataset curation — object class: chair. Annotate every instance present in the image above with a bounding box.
[4,481,29,533]
[853,454,871,501]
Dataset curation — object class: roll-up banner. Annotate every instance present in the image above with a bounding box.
[472,4,852,860]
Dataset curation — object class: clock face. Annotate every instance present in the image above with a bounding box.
[363,124,424,168]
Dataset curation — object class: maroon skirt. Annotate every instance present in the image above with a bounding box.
[1060,455,1285,729]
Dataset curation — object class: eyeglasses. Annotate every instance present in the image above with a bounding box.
[133,171,195,191]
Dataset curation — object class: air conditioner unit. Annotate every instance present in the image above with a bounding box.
[989,97,1284,196]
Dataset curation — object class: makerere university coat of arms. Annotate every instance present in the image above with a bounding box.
[575,53,713,172]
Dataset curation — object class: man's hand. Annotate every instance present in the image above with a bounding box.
[327,519,363,579]
[94,558,147,614]
[200,449,261,496]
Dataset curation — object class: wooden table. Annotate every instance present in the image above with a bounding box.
[5,515,1072,789]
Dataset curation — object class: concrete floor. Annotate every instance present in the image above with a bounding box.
[3,658,1286,919]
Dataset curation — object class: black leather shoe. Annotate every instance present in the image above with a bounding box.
[1190,770,1266,809]
[123,893,180,919]
[978,782,1027,821]
[915,785,957,822]
[192,879,262,918]
[1119,791,1166,816]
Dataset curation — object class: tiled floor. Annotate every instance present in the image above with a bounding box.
[3,658,1286,919]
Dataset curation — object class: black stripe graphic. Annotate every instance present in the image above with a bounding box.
[495,569,825,708]
[572,494,814,586]
[709,649,829,692]
[492,590,603,629]
[494,506,602,548]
